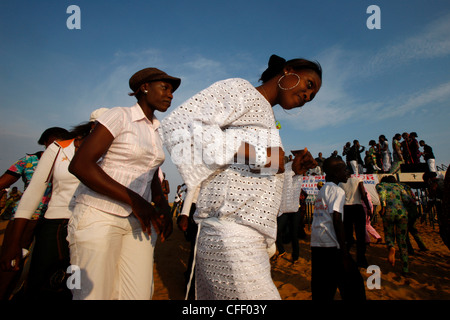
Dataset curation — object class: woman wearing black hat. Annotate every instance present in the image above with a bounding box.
[67,68,180,300]
[160,55,321,299]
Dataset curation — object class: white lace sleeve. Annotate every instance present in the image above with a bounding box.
[279,162,302,214]
[160,78,259,188]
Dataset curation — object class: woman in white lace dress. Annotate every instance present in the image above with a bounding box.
[161,55,322,299]
[379,135,392,172]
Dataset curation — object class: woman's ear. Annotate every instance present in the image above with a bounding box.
[283,66,294,74]
[140,83,149,94]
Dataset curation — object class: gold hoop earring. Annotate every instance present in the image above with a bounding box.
[277,73,301,90]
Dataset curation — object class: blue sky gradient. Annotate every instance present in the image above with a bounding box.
[1,1,449,200]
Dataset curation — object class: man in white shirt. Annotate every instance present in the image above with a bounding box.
[311,157,366,300]
[339,176,372,268]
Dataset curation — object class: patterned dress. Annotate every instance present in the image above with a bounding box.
[376,182,414,272]
[6,152,51,219]
[368,146,379,172]
[390,139,404,174]
[161,78,283,299]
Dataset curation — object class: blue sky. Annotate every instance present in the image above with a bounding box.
[1,0,449,201]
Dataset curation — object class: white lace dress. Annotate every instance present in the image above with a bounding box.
[160,78,284,299]
[381,140,392,172]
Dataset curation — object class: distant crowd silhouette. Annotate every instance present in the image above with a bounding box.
[310,131,439,176]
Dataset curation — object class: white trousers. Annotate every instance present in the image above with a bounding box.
[350,160,360,174]
[427,159,437,172]
[382,153,392,172]
[67,203,156,300]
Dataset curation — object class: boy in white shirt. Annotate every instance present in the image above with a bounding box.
[311,157,366,300]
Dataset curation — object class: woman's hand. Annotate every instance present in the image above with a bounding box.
[0,218,29,272]
[129,191,160,235]
[157,204,173,242]
[149,170,173,242]
[130,192,172,241]
[0,244,22,272]
[177,215,189,232]
[291,148,318,175]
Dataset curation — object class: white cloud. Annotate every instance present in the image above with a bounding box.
[183,56,222,71]
[273,46,361,130]
[276,13,450,132]
[376,81,450,120]
[367,12,450,73]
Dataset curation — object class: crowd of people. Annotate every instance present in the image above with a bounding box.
[0,55,448,302]
[310,133,438,176]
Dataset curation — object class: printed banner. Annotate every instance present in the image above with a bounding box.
[299,174,381,205]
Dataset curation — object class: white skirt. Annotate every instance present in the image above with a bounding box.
[194,218,281,300]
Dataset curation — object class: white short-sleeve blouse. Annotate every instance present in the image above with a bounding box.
[74,103,165,217]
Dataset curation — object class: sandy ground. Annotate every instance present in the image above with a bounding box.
[151,216,450,300]
[1,215,449,301]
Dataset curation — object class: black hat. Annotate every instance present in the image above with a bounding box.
[129,68,181,94]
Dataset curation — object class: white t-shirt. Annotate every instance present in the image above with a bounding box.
[15,139,80,220]
[339,177,362,205]
[310,182,345,248]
